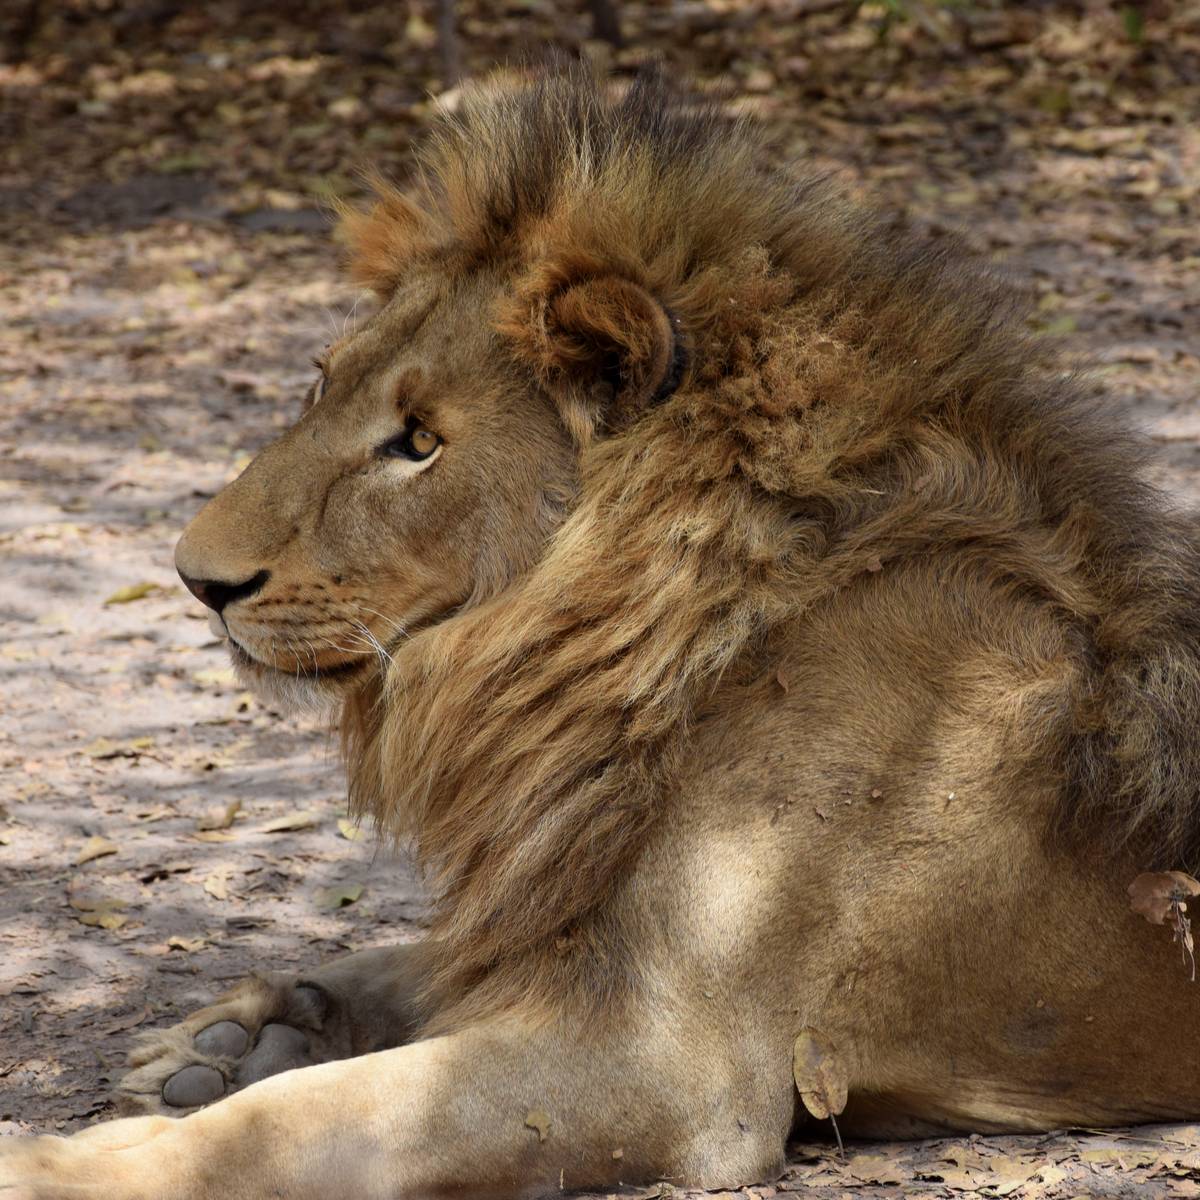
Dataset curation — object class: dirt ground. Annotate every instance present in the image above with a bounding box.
[2,2,1199,1195]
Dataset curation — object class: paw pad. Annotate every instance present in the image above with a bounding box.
[236,1023,311,1086]
[162,1064,225,1108]
[194,1020,249,1058]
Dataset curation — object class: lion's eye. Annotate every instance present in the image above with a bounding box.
[382,422,441,462]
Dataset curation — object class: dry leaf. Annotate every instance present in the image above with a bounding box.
[942,1147,992,1172]
[0,832,11,846]
[84,736,153,760]
[987,1155,1044,1196]
[101,1007,151,1035]
[337,818,365,841]
[103,581,160,605]
[192,830,236,843]
[260,811,319,833]
[203,872,229,901]
[525,1107,551,1142]
[70,896,129,931]
[134,805,175,822]
[314,883,363,909]
[193,667,236,688]
[844,1154,903,1185]
[75,836,118,866]
[166,936,207,953]
[139,861,193,883]
[792,1027,848,1121]
[1129,870,1200,978]
[196,799,241,831]
[929,1167,985,1189]
[1128,871,1200,925]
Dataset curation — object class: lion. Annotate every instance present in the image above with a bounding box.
[5,64,1200,1200]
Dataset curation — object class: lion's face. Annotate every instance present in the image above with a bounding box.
[175,267,579,709]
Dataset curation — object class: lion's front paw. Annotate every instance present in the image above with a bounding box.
[116,974,331,1117]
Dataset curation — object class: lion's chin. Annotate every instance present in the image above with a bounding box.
[225,640,348,718]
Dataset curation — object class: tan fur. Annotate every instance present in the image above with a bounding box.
[6,66,1200,1200]
[337,67,1200,1016]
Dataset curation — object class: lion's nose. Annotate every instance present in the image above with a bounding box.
[178,569,271,614]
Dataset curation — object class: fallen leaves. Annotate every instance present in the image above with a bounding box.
[314,883,362,910]
[781,1126,1200,1197]
[84,736,154,760]
[74,836,118,866]
[260,811,319,833]
[337,817,365,841]
[166,935,208,953]
[844,1153,903,1185]
[69,895,129,931]
[196,799,241,831]
[1128,870,1200,925]
[100,1007,152,1036]
[203,871,230,901]
[792,1028,848,1123]
[524,1108,551,1143]
[1129,870,1200,979]
[139,860,193,884]
[134,804,176,822]
[192,667,236,688]
[103,582,162,605]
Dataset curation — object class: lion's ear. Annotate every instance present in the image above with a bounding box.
[502,275,684,438]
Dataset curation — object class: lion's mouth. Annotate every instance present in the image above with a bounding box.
[226,636,371,681]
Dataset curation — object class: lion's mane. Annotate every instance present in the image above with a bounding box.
[340,66,1200,1020]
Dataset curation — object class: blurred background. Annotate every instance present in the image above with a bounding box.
[1,1,1198,1189]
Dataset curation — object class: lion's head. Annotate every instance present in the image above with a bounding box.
[175,265,586,710]
[175,71,719,712]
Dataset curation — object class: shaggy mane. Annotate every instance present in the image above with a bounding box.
[341,66,1200,1017]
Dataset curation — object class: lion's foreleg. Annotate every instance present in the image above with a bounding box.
[8,1014,792,1199]
[117,941,432,1116]
[300,940,431,1052]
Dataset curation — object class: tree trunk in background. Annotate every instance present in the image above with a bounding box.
[589,0,622,47]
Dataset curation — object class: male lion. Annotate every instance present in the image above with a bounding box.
[4,65,1200,1200]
